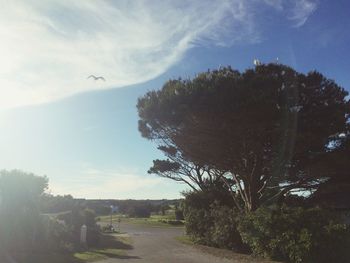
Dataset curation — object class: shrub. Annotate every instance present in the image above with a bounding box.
[184,204,247,251]
[40,216,74,252]
[57,208,100,246]
[237,206,350,263]
[210,204,248,252]
[183,190,246,252]
[0,206,44,253]
[184,204,213,245]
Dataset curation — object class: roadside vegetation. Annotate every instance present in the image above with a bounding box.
[0,170,133,263]
[97,214,184,228]
[96,203,185,228]
[137,63,350,262]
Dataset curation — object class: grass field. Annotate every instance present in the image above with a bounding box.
[96,213,184,228]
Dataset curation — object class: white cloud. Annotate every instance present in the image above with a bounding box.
[0,1,318,109]
[289,0,318,27]
[263,0,284,11]
[49,167,185,199]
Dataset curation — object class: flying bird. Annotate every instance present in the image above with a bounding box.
[87,75,105,81]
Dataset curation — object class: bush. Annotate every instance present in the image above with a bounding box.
[40,216,74,252]
[0,212,74,256]
[57,208,100,246]
[183,196,215,245]
[210,204,248,251]
[0,170,48,255]
[183,191,246,252]
[185,204,247,252]
[237,206,350,263]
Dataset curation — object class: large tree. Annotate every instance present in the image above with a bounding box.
[0,169,48,211]
[0,170,48,253]
[309,129,350,208]
[137,64,349,212]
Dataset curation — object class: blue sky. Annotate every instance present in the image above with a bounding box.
[0,0,349,199]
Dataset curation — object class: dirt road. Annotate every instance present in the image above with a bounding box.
[97,222,267,263]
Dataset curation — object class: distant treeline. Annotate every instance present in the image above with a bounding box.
[40,195,183,218]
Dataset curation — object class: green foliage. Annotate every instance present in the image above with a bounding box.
[40,194,77,214]
[0,170,48,211]
[237,206,350,263]
[184,203,247,252]
[40,216,74,252]
[184,205,212,244]
[183,190,246,252]
[58,208,100,246]
[115,200,162,217]
[126,205,151,218]
[209,204,247,251]
[0,170,49,254]
[137,64,350,211]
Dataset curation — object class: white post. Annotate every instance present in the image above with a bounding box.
[80,224,87,244]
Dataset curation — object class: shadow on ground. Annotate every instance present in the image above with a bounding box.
[2,234,139,263]
[98,233,133,250]
[92,233,140,260]
[2,252,85,263]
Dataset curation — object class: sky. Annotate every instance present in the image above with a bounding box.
[0,0,349,199]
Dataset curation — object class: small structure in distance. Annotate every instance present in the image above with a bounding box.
[253,58,262,66]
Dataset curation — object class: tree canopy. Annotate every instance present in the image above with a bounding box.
[137,64,349,212]
[0,169,48,211]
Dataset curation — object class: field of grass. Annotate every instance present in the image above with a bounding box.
[96,213,184,227]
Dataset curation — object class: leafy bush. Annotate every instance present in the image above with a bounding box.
[0,170,48,254]
[57,208,100,246]
[186,207,214,243]
[237,206,350,263]
[40,216,74,251]
[210,204,248,251]
[185,204,248,252]
[183,191,246,252]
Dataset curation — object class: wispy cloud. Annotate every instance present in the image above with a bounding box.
[289,0,318,27]
[49,167,183,199]
[263,0,284,11]
[0,1,318,109]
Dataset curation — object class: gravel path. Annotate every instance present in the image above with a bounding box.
[97,222,236,263]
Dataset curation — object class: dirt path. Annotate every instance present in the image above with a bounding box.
[97,222,266,263]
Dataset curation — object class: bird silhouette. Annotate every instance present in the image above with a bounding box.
[87,75,105,81]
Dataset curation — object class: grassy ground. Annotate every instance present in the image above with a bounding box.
[7,233,133,263]
[97,213,184,228]
[175,235,194,245]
